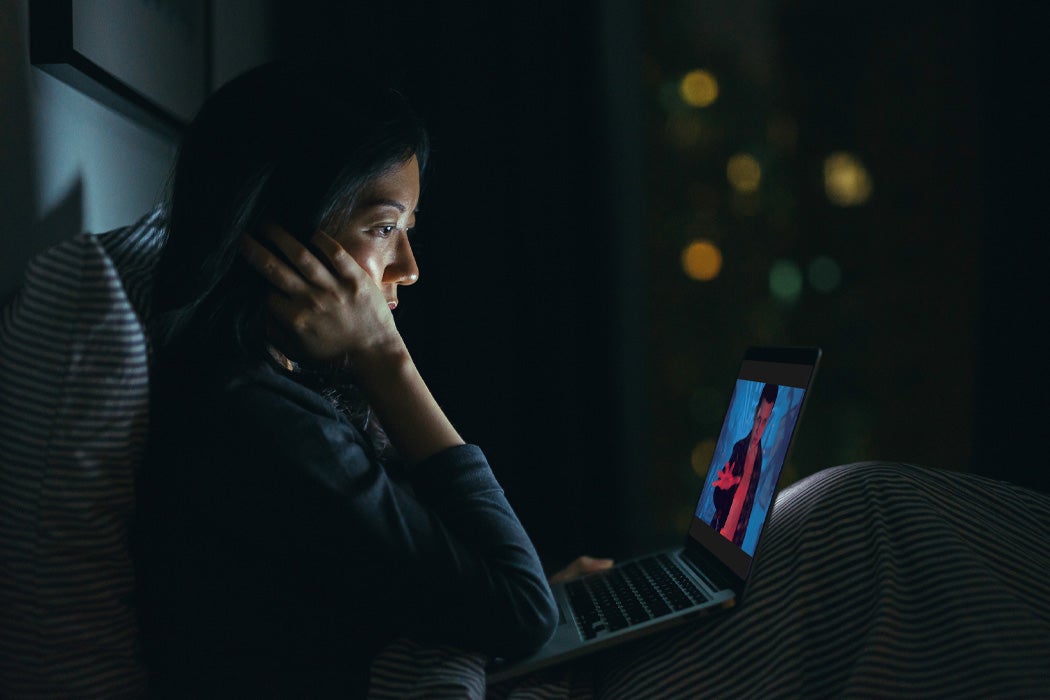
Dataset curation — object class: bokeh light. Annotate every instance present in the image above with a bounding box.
[691,439,717,477]
[807,256,842,293]
[823,151,872,206]
[769,259,803,303]
[679,70,719,108]
[727,153,761,193]
[681,239,723,281]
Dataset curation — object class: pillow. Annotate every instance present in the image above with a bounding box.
[0,207,165,698]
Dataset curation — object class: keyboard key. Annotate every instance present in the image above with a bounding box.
[566,553,710,640]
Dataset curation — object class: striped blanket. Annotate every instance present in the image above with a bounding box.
[369,462,1050,698]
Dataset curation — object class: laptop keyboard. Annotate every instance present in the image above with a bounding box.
[565,553,712,640]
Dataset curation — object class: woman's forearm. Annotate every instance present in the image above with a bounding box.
[353,347,465,466]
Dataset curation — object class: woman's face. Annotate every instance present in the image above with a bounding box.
[333,155,421,310]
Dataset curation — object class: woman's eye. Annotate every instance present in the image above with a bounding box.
[371,225,398,238]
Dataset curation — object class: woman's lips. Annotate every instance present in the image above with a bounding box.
[387,301,398,310]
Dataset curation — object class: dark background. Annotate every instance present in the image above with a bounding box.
[270,0,1047,569]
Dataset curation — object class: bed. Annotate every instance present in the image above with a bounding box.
[370,461,1050,697]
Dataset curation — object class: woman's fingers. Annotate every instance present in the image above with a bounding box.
[258,223,341,290]
[240,234,311,296]
[310,230,367,280]
[548,555,615,584]
[244,225,370,297]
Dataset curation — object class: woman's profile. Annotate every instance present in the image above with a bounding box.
[133,62,606,697]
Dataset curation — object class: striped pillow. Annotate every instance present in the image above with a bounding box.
[0,208,165,698]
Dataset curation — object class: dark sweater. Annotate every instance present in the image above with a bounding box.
[133,358,557,697]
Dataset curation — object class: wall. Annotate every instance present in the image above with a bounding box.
[0,0,274,300]
[0,0,173,299]
[211,0,274,89]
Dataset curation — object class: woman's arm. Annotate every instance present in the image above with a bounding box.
[211,365,558,659]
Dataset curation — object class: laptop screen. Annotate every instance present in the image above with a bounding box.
[687,348,819,579]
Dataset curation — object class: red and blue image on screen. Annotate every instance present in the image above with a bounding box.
[695,379,806,556]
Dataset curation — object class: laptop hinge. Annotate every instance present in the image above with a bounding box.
[680,542,740,594]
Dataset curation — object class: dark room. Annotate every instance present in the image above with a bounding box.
[1,0,1047,696]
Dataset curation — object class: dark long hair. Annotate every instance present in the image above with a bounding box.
[151,61,429,363]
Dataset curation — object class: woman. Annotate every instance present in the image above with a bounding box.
[134,62,605,697]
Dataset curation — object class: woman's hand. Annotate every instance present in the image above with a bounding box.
[549,555,615,584]
[241,224,406,372]
[242,223,464,465]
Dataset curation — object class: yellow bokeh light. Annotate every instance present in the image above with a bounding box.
[727,153,761,193]
[823,151,872,206]
[691,439,717,477]
[681,239,723,281]
[679,70,719,108]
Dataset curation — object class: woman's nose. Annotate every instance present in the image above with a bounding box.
[385,234,419,286]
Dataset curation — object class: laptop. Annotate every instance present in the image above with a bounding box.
[487,346,822,682]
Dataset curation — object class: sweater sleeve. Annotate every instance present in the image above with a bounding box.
[215,365,558,660]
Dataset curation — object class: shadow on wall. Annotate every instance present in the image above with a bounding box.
[0,0,83,302]
[3,181,85,304]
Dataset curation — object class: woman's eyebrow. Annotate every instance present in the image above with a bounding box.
[359,198,408,213]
